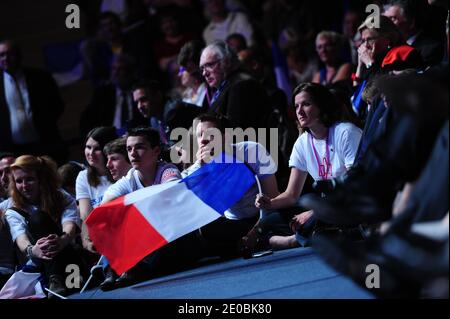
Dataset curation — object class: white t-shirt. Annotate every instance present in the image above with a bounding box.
[182,83,207,107]
[4,190,80,242]
[103,163,181,202]
[289,122,362,181]
[0,199,9,217]
[203,12,254,46]
[76,170,112,208]
[182,142,277,220]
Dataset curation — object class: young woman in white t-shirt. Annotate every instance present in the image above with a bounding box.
[255,83,362,249]
[5,155,81,297]
[76,127,118,252]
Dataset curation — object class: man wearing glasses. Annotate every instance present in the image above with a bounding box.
[199,41,271,132]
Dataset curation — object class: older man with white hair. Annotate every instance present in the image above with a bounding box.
[199,41,271,131]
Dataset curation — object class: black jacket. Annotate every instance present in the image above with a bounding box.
[209,70,271,130]
[0,68,65,151]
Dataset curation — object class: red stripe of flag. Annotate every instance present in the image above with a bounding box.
[85,196,168,274]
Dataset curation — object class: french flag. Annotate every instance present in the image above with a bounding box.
[85,155,256,275]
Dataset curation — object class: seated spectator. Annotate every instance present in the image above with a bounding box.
[203,0,255,46]
[92,136,131,290]
[177,40,212,109]
[301,73,448,232]
[351,15,421,121]
[102,127,181,203]
[253,83,362,250]
[132,80,171,145]
[4,155,83,298]
[353,15,403,82]
[104,137,132,182]
[76,127,117,255]
[77,127,118,220]
[312,31,353,85]
[80,54,146,137]
[383,0,446,67]
[99,127,181,288]
[0,153,16,288]
[182,114,279,257]
[200,41,271,130]
[0,40,68,165]
[0,153,16,202]
[132,80,203,147]
[226,33,248,53]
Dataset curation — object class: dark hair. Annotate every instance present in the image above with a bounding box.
[85,127,118,186]
[103,137,130,163]
[178,40,204,68]
[132,79,162,95]
[292,82,346,129]
[193,113,229,133]
[226,33,248,51]
[127,126,161,148]
[177,40,205,81]
[58,161,85,196]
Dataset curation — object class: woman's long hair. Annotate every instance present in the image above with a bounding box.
[84,127,117,187]
[292,82,347,130]
[10,155,64,222]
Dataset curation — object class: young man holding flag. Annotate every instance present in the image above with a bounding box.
[85,116,278,289]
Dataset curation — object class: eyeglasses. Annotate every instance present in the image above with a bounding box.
[360,36,380,46]
[199,59,221,73]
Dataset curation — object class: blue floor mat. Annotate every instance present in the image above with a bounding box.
[72,248,374,299]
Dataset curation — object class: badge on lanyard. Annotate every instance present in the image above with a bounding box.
[310,130,332,180]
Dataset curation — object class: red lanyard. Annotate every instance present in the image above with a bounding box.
[309,129,332,180]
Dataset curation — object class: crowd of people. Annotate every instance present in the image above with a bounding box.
[0,0,448,298]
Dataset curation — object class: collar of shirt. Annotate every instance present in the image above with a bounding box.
[407,31,421,46]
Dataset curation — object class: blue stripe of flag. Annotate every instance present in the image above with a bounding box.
[181,154,255,215]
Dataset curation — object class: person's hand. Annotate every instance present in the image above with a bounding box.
[255,194,272,210]
[196,143,215,165]
[39,234,63,259]
[358,44,375,67]
[82,236,97,254]
[289,210,314,233]
[32,236,57,260]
